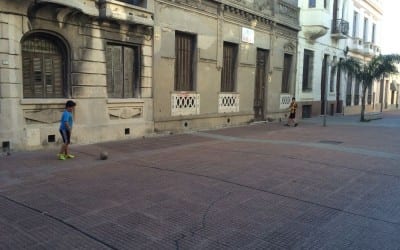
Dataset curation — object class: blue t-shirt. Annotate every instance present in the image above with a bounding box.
[60,110,73,131]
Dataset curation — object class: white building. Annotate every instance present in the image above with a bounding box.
[296,0,383,118]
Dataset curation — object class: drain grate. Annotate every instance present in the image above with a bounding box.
[319,140,343,145]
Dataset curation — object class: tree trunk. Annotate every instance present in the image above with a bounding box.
[360,83,368,121]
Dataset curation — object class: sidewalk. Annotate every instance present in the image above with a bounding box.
[1,111,400,249]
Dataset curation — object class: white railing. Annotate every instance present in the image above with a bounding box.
[218,93,240,113]
[280,94,291,109]
[171,92,200,116]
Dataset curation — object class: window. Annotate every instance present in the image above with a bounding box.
[282,54,292,93]
[353,11,358,37]
[106,44,140,98]
[119,0,145,7]
[371,23,376,43]
[363,18,368,41]
[221,42,238,92]
[308,0,316,8]
[302,49,314,91]
[330,57,337,92]
[175,32,196,91]
[346,73,353,106]
[354,81,360,105]
[368,86,372,104]
[324,0,328,9]
[22,34,67,98]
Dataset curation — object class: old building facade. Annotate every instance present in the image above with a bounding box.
[296,0,384,118]
[152,0,300,132]
[1,0,300,151]
[0,0,155,151]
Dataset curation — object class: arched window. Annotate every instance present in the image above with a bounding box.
[22,34,67,98]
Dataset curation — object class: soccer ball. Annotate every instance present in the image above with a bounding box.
[100,151,108,160]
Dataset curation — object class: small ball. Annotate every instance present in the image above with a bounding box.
[100,151,108,160]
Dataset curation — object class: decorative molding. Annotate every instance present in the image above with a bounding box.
[283,42,295,53]
[56,7,79,28]
[24,109,62,124]
[108,107,142,119]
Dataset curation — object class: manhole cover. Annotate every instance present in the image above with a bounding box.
[319,140,343,145]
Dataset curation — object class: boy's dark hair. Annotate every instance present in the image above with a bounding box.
[66,100,76,108]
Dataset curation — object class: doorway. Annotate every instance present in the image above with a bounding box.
[321,55,328,115]
[254,49,269,121]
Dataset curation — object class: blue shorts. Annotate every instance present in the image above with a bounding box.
[59,129,71,144]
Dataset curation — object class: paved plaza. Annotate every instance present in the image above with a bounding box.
[1,112,400,249]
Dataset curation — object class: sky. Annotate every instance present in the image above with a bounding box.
[381,0,400,54]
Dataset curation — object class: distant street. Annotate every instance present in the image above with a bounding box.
[1,111,400,249]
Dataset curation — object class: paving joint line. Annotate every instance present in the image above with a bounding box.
[194,132,400,160]
[0,194,118,250]
[130,160,400,227]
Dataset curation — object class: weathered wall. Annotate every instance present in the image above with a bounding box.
[0,0,154,151]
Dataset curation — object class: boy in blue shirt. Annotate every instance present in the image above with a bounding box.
[58,100,76,160]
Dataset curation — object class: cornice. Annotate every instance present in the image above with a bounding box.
[157,0,300,31]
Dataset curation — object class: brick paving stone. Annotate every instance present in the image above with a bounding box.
[38,232,110,250]
[2,111,400,249]
[0,235,40,250]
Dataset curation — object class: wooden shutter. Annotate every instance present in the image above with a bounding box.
[106,45,123,98]
[124,47,134,98]
[175,32,194,91]
[282,54,292,93]
[22,35,65,98]
[52,56,63,97]
[33,57,43,97]
[221,42,237,92]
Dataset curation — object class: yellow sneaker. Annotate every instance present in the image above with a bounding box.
[66,154,75,159]
[58,154,66,160]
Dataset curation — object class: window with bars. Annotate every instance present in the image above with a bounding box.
[221,42,238,92]
[302,49,313,91]
[354,81,360,105]
[106,44,140,98]
[175,32,196,91]
[346,73,353,106]
[368,86,372,104]
[282,53,292,93]
[22,35,66,98]
[330,57,337,92]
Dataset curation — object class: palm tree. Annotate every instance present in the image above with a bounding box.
[339,54,400,121]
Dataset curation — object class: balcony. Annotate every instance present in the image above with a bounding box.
[36,0,98,16]
[218,93,240,113]
[171,92,200,116]
[347,37,363,53]
[363,42,380,57]
[301,8,330,40]
[280,94,291,109]
[331,19,349,39]
[276,0,300,29]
